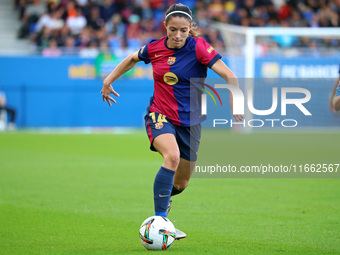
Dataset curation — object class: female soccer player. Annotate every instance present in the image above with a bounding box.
[101,3,243,239]
[329,65,340,112]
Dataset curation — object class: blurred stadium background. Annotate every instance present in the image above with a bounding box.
[0,0,339,129]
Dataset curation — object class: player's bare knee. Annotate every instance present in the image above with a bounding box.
[164,151,180,170]
[174,182,188,191]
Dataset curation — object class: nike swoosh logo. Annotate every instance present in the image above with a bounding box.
[159,194,169,197]
[155,54,162,58]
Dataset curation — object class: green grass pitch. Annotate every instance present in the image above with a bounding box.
[0,130,339,254]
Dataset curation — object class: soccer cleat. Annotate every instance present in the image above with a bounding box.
[166,199,172,215]
[175,228,186,240]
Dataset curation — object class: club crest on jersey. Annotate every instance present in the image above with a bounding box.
[155,123,164,129]
[207,46,214,53]
[163,72,178,86]
[167,57,176,65]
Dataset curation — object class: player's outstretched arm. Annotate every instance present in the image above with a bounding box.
[211,59,244,122]
[329,75,340,112]
[101,51,141,106]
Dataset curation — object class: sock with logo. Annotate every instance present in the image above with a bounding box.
[154,166,175,217]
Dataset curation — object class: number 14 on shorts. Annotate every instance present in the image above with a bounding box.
[149,112,167,130]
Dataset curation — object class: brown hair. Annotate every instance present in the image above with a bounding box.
[165,3,200,37]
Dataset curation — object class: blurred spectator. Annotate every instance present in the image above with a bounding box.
[289,10,308,27]
[42,38,62,56]
[196,8,209,31]
[0,87,16,130]
[17,0,27,20]
[46,0,60,14]
[126,14,142,40]
[308,39,321,57]
[35,8,64,33]
[106,13,125,38]
[114,37,135,59]
[18,0,46,38]
[63,0,77,19]
[208,0,224,20]
[14,0,340,57]
[94,26,108,42]
[63,36,77,55]
[140,18,156,42]
[277,3,291,20]
[33,26,52,48]
[319,6,340,27]
[66,8,87,35]
[78,26,92,47]
[149,0,163,9]
[99,39,111,54]
[100,0,117,22]
[266,2,279,21]
[309,13,320,27]
[59,24,72,46]
[140,0,153,20]
[205,29,224,50]
[79,39,100,57]
[75,0,88,7]
[87,6,105,31]
[25,0,45,17]
[273,20,297,47]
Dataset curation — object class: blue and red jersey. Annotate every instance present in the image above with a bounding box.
[138,36,221,127]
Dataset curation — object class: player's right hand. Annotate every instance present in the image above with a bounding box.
[233,114,244,122]
[100,84,120,106]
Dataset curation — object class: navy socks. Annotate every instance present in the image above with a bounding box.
[154,166,175,217]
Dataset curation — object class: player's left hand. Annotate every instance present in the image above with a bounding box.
[233,114,244,122]
[101,84,120,106]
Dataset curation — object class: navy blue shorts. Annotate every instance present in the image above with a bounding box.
[144,112,201,161]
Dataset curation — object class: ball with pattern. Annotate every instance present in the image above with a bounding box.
[139,216,176,250]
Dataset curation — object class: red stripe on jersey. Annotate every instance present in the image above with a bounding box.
[147,38,180,125]
[149,86,181,126]
[146,118,153,143]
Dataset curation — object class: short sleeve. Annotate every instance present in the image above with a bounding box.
[195,37,222,68]
[138,44,150,64]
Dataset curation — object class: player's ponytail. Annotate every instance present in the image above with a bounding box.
[165,3,200,37]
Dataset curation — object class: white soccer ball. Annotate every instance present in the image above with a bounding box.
[139,216,176,250]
